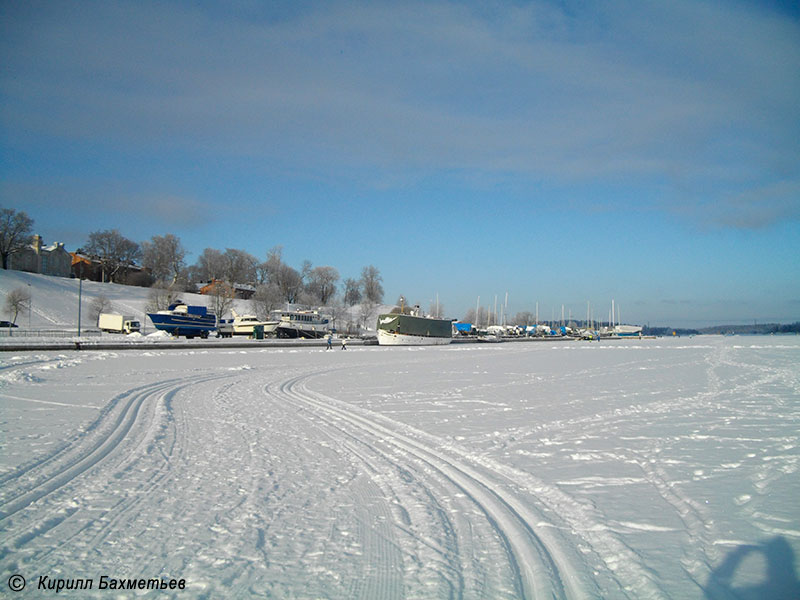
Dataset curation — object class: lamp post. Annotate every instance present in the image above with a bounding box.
[27,283,32,330]
[77,264,83,335]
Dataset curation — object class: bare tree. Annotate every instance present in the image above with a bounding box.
[300,259,312,286]
[146,284,181,313]
[262,248,302,303]
[207,280,235,323]
[191,248,226,282]
[4,287,31,324]
[252,283,283,320]
[142,234,186,285]
[343,278,362,306]
[359,301,376,332]
[428,299,445,319]
[360,265,384,304]
[462,307,491,327]
[306,266,339,305]
[513,311,535,327]
[262,246,284,284]
[278,265,304,303]
[0,207,34,269]
[90,295,112,323]
[85,229,141,283]
[222,248,258,284]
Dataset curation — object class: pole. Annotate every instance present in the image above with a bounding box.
[77,276,82,335]
[612,299,615,328]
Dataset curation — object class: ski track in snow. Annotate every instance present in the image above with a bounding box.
[273,372,681,599]
[0,339,798,599]
[273,372,584,599]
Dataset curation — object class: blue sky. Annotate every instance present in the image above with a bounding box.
[1,0,798,327]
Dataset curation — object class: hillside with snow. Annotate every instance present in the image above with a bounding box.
[0,271,389,334]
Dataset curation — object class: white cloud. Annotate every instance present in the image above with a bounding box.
[2,0,799,226]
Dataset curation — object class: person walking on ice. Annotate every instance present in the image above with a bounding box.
[341,337,347,350]
[326,334,333,350]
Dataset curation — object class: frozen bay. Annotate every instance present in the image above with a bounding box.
[1,337,798,598]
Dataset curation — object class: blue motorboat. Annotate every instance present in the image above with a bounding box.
[147,301,216,338]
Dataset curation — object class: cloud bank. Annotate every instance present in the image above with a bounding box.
[2,0,799,228]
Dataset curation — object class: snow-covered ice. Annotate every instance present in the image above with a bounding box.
[1,337,798,598]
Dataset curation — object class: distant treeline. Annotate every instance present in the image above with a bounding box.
[643,323,800,336]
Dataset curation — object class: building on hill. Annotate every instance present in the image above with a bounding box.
[70,252,152,286]
[198,279,255,300]
[70,252,103,281]
[9,235,72,277]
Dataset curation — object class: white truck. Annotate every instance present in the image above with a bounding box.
[98,313,141,334]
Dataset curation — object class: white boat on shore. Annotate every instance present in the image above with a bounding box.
[609,324,643,337]
[377,303,452,346]
[217,310,276,338]
[271,309,330,339]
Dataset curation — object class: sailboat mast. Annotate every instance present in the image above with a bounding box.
[611,299,615,328]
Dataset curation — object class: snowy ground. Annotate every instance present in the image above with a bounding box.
[1,336,799,599]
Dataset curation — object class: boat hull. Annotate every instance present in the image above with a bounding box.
[377,329,452,345]
[148,313,216,338]
[376,313,452,346]
[270,309,330,339]
[611,325,643,337]
[275,323,328,339]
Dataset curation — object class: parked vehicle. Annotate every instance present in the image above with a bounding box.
[98,313,141,334]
